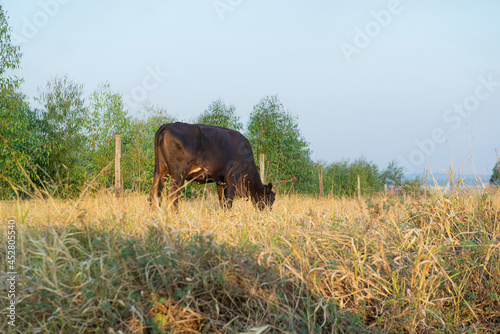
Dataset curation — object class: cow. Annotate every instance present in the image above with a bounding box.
[149,122,275,210]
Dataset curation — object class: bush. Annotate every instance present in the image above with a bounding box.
[322,158,383,197]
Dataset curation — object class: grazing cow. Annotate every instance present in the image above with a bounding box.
[149,122,275,210]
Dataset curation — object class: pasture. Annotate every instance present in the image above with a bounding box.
[1,188,499,333]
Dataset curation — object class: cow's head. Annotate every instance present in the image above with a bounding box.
[258,182,276,210]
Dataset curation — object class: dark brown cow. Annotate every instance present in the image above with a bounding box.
[149,122,275,210]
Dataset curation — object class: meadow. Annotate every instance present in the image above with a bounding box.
[0,187,499,333]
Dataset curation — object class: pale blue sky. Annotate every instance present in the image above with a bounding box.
[3,0,500,177]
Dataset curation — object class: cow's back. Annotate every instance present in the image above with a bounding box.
[163,123,242,155]
[159,122,254,174]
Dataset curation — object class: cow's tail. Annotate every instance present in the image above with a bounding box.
[153,133,160,175]
[149,124,170,205]
[153,127,161,176]
[153,124,170,175]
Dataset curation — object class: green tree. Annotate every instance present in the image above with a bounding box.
[85,82,131,187]
[380,160,404,186]
[0,6,22,91]
[36,75,88,194]
[324,158,383,197]
[0,88,53,198]
[197,99,243,131]
[0,7,52,198]
[490,160,500,186]
[247,95,313,192]
[124,103,176,192]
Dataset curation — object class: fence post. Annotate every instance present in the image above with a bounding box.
[384,183,387,195]
[115,134,121,197]
[260,153,265,183]
[318,169,324,197]
[357,174,361,200]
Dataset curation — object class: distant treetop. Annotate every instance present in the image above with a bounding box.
[197,99,243,131]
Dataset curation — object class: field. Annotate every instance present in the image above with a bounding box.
[1,188,499,333]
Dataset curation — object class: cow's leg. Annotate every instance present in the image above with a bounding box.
[217,184,226,208]
[166,173,185,211]
[156,162,170,205]
[149,161,169,209]
[222,180,236,210]
[149,172,161,208]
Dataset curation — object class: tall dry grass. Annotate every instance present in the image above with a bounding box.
[0,187,499,333]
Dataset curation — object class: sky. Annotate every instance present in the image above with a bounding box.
[3,0,500,178]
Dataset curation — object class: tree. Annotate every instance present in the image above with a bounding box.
[0,7,52,198]
[0,6,22,91]
[85,82,131,187]
[324,158,383,197]
[490,160,500,186]
[36,75,88,193]
[247,95,313,192]
[197,99,243,131]
[125,103,176,192]
[0,88,53,198]
[380,160,404,186]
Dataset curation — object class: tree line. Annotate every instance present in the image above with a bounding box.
[0,68,411,199]
[1,7,498,199]
[0,69,408,199]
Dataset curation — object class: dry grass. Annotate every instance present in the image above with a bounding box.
[0,187,499,333]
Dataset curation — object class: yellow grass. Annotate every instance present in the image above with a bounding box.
[1,188,499,333]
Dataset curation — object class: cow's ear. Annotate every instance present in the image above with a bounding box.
[267,182,273,193]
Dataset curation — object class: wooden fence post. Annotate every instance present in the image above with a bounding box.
[260,153,265,183]
[318,169,324,197]
[115,134,121,197]
[357,174,361,200]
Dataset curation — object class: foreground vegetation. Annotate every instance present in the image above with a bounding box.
[1,187,499,333]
